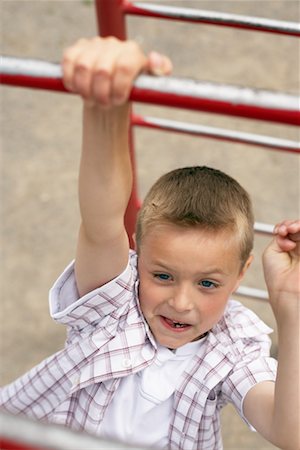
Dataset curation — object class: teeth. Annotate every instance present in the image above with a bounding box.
[173,321,187,328]
[164,317,189,328]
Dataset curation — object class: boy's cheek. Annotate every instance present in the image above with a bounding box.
[138,283,154,313]
[200,292,231,320]
[205,298,228,317]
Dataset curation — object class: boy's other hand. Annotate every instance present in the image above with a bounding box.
[263,219,300,321]
[61,36,172,108]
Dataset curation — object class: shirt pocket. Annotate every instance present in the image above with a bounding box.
[204,389,218,416]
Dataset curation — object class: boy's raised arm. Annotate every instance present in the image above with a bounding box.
[61,37,172,296]
[243,220,300,449]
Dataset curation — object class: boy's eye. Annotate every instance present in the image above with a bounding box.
[154,273,171,281]
[200,280,218,289]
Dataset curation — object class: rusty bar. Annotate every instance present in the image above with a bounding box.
[1,57,299,126]
[132,114,300,154]
[124,2,300,37]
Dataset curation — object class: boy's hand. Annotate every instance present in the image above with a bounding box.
[263,220,300,322]
[61,36,172,108]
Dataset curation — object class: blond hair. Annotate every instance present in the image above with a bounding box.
[136,166,254,266]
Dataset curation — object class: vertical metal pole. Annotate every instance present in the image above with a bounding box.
[95,0,127,39]
[95,0,139,248]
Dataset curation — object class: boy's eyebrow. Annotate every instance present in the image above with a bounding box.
[151,260,229,277]
[151,260,172,271]
[197,268,229,276]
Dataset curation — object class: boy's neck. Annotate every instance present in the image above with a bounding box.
[168,331,209,352]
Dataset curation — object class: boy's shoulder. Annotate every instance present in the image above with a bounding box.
[213,299,273,344]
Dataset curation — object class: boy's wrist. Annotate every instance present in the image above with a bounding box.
[83,101,130,118]
[270,291,299,329]
[82,102,131,142]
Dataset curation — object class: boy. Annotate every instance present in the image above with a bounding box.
[1,37,299,450]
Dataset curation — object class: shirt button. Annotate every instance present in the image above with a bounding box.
[122,358,132,368]
[142,346,154,360]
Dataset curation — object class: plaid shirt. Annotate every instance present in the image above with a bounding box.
[0,251,277,450]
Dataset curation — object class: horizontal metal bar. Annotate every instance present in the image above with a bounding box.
[132,114,300,154]
[0,411,149,450]
[0,56,65,91]
[1,56,299,126]
[124,2,300,37]
[254,222,274,235]
[235,286,269,300]
[133,75,299,113]
[0,56,62,78]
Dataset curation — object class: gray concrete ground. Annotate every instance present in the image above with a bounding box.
[1,1,299,449]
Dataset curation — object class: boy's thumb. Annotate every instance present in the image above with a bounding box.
[147,51,173,76]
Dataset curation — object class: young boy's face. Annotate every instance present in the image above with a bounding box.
[137,223,250,349]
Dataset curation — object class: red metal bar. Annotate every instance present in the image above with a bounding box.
[130,81,300,126]
[4,72,298,152]
[123,2,300,37]
[0,411,149,450]
[0,437,48,450]
[0,73,66,92]
[94,0,138,247]
[95,0,127,39]
[2,59,299,127]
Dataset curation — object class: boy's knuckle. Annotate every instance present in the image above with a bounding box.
[115,61,131,78]
[126,39,141,53]
[112,87,127,104]
[75,61,88,74]
[94,66,112,82]
[98,36,120,49]
[90,36,104,49]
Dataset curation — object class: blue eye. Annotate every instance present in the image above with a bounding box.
[154,273,171,281]
[200,280,217,289]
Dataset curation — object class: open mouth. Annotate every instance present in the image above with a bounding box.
[160,316,192,331]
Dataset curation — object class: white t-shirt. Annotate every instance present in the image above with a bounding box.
[100,338,207,448]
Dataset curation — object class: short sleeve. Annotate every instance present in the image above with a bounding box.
[219,300,277,430]
[48,253,136,330]
[223,354,277,429]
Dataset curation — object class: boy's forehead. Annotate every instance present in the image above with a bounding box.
[141,222,241,257]
[143,221,237,242]
[139,224,242,277]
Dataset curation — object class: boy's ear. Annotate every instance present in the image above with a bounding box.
[240,254,254,277]
[233,254,254,293]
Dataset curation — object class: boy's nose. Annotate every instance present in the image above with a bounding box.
[168,285,193,313]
